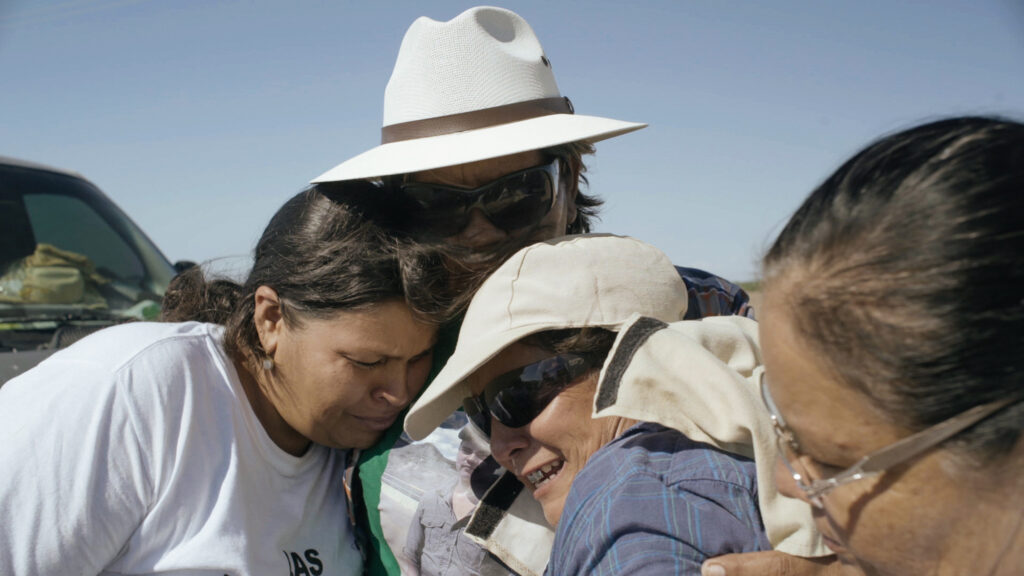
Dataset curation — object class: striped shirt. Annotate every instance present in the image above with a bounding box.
[677,266,755,320]
[547,423,771,575]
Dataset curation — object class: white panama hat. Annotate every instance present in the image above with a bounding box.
[404,234,688,441]
[312,6,647,183]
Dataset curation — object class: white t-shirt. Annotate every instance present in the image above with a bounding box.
[0,321,362,576]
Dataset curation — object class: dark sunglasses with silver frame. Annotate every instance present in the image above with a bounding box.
[393,159,561,240]
[463,352,601,437]
[759,370,1021,508]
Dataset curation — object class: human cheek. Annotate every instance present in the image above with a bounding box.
[774,456,807,502]
[451,209,509,249]
[523,413,562,455]
[407,357,433,397]
[464,453,483,470]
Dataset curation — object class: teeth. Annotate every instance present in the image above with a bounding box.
[526,461,564,488]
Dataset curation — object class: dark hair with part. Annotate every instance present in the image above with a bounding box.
[162,183,448,371]
[763,116,1024,463]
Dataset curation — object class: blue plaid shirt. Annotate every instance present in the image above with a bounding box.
[547,423,771,575]
[677,266,755,320]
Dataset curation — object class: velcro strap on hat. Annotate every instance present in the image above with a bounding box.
[381,96,574,144]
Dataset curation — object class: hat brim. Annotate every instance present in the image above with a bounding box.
[311,113,646,183]
[404,317,631,441]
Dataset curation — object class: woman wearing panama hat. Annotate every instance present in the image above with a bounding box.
[310,7,758,576]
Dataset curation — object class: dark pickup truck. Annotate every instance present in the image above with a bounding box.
[0,156,183,385]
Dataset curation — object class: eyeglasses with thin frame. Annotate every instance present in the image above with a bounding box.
[759,370,1019,508]
[395,159,561,239]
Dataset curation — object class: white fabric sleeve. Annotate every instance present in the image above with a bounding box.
[0,357,153,574]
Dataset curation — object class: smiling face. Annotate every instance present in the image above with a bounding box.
[759,286,1017,576]
[252,289,437,454]
[465,341,621,526]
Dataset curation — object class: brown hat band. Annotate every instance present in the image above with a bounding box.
[381,96,574,145]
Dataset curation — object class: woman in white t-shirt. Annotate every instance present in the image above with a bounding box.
[0,182,440,575]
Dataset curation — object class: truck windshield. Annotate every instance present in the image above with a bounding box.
[0,163,176,323]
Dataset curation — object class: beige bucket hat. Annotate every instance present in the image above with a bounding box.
[312,6,647,183]
[404,234,688,440]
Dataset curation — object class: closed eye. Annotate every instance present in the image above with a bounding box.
[346,356,386,368]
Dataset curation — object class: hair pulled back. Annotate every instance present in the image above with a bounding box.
[162,182,448,370]
[763,116,1024,462]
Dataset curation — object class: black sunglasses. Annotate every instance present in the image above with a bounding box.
[394,159,561,239]
[463,353,600,437]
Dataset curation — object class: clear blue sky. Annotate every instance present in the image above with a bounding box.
[3,0,1023,282]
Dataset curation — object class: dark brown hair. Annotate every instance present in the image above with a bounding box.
[764,116,1024,462]
[305,141,602,319]
[162,183,448,370]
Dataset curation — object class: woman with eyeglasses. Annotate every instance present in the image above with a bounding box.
[403,234,828,575]
[702,116,1024,576]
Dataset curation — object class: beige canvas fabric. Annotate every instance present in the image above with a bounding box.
[594,313,829,557]
[404,234,690,440]
[312,6,645,182]
[468,478,554,576]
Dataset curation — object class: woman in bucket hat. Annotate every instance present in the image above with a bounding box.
[312,7,756,575]
[403,234,830,575]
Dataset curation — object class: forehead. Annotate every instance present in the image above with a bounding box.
[464,341,552,395]
[409,150,547,188]
[758,288,904,456]
[294,300,436,357]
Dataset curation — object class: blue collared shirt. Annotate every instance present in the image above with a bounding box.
[547,423,771,575]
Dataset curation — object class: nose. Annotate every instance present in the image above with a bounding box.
[450,208,508,249]
[774,456,809,503]
[372,370,412,409]
[489,419,529,472]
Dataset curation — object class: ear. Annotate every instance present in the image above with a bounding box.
[253,285,284,356]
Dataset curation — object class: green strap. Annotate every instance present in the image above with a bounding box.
[356,421,403,575]
[358,321,462,576]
